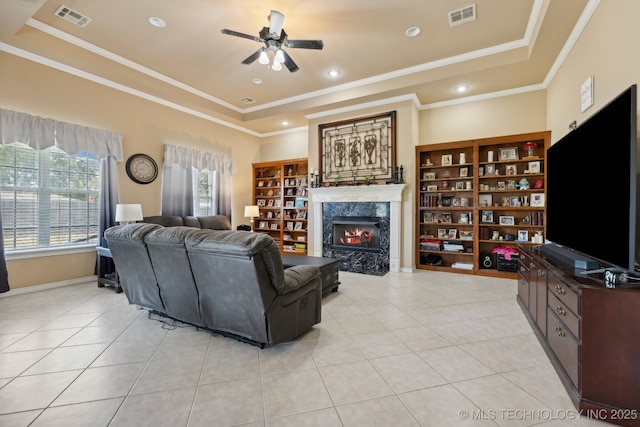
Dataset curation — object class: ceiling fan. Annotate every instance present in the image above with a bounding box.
[221,10,324,72]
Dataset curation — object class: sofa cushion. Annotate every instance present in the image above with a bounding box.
[143,215,184,227]
[197,215,232,230]
[186,230,286,292]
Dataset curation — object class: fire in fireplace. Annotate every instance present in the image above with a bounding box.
[331,216,380,252]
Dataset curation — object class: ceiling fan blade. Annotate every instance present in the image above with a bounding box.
[269,10,285,39]
[221,28,263,43]
[241,49,263,65]
[285,39,324,50]
[281,50,299,73]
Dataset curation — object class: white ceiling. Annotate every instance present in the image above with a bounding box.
[0,0,591,136]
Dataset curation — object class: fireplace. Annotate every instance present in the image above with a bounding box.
[309,184,406,274]
[331,216,380,252]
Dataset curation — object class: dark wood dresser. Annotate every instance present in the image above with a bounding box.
[517,245,640,426]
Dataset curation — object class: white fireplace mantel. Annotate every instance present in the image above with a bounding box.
[309,184,406,272]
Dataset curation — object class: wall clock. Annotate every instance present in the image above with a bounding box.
[125,153,158,184]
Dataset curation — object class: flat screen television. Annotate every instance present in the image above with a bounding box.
[544,84,638,272]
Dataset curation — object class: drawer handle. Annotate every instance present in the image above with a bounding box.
[555,305,565,316]
[555,326,565,337]
[555,285,565,294]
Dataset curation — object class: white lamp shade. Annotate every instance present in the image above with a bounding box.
[115,204,143,223]
[244,205,260,218]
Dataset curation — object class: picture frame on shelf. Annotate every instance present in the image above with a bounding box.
[424,172,436,180]
[257,181,264,187]
[452,198,460,207]
[441,212,452,224]
[509,196,519,207]
[478,194,492,207]
[459,230,473,240]
[459,213,469,224]
[459,167,468,177]
[531,193,545,206]
[507,180,517,190]
[438,229,447,238]
[286,188,294,196]
[441,154,453,166]
[497,181,506,190]
[270,224,279,230]
[485,164,496,175]
[518,230,529,242]
[274,200,281,207]
[259,221,268,229]
[460,197,469,207]
[267,211,273,219]
[427,185,438,191]
[481,210,494,223]
[533,178,544,189]
[285,201,294,207]
[267,199,274,207]
[478,166,484,176]
[505,164,517,175]
[529,161,541,173]
[257,199,266,207]
[294,222,303,230]
[499,216,515,225]
[424,212,434,223]
[294,198,306,208]
[286,221,294,230]
[448,229,458,239]
[296,210,307,219]
[498,147,519,161]
[455,181,464,190]
[441,196,452,207]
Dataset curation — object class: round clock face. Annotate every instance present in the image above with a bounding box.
[126,154,158,184]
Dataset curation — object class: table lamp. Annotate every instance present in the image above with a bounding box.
[244,205,260,231]
[115,204,143,225]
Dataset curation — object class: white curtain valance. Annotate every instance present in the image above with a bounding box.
[164,144,235,175]
[0,108,123,161]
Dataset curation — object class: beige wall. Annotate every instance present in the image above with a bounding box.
[547,0,640,144]
[1,53,261,288]
[2,0,638,286]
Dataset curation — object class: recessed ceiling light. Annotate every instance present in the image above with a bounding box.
[455,85,469,93]
[252,78,263,85]
[282,121,289,126]
[406,26,421,37]
[148,17,166,28]
[328,69,340,78]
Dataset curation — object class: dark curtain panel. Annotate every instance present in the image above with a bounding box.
[0,216,9,293]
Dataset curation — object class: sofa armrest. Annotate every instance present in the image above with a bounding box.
[281,265,320,294]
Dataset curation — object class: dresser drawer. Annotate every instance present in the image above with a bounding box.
[547,271,579,315]
[547,307,579,387]
[548,291,579,338]
[517,275,529,307]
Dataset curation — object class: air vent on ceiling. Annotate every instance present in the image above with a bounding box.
[448,4,476,27]
[55,5,92,27]
[240,97,256,104]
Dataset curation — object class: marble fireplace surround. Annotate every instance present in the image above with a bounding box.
[309,184,406,273]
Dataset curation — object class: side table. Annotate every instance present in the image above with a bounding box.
[96,246,122,293]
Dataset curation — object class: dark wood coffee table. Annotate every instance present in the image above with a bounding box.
[281,254,340,295]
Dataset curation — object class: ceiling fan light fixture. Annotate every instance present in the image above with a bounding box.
[271,61,283,71]
[258,50,270,65]
[274,49,285,64]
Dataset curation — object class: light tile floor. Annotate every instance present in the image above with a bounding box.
[0,270,610,427]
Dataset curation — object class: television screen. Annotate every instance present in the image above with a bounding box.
[546,84,637,271]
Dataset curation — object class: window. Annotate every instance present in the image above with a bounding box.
[0,143,100,251]
[192,168,217,216]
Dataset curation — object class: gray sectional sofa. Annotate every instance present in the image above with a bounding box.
[104,223,322,347]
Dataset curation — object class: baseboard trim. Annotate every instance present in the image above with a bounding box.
[0,276,96,298]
